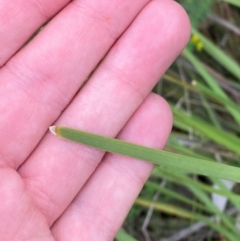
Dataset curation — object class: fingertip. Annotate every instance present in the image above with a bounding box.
[169,0,191,45]
[148,0,191,50]
[118,93,173,149]
[144,93,173,148]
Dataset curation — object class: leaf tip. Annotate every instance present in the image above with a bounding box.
[49,126,57,135]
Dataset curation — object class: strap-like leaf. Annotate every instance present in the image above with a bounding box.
[50,126,240,183]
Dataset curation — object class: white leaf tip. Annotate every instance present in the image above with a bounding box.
[49,126,57,135]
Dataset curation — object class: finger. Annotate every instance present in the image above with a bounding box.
[0,0,70,66]
[0,168,54,241]
[19,0,190,226]
[0,0,150,169]
[51,93,172,241]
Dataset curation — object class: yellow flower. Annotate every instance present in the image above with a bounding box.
[196,42,204,51]
[191,34,204,51]
[191,34,199,44]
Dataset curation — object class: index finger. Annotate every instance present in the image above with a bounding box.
[0,0,151,169]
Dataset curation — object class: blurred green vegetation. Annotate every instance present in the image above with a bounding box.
[117,1,240,241]
[178,0,214,28]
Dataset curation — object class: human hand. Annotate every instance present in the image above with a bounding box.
[0,0,190,240]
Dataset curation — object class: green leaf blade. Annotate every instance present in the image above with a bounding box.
[51,126,240,183]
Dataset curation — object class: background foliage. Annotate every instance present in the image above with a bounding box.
[116,1,240,240]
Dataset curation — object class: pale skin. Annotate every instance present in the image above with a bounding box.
[0,0,190,240]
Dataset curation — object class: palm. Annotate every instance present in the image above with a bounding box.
[0,0,189,240]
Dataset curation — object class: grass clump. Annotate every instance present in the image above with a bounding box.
[120,1,240,241]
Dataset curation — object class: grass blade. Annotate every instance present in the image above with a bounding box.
[50,126,240,183]
[191,28,240,81]
[135,198,239,241]
[116,229,139,241]
[221,0,240,9]
[171,105,240,154]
